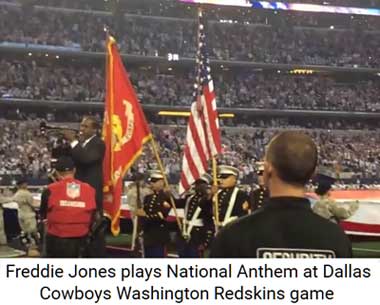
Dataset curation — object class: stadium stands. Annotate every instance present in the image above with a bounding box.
[0,4,380,66]
[1,59,379,111]
[0,119,379,185]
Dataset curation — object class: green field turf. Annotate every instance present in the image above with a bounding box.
[352,242,380,258]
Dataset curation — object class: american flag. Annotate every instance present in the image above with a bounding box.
[179,8,222,194]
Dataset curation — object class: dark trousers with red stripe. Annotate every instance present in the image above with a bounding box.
[177,239,203,258]
[144,245,167,258]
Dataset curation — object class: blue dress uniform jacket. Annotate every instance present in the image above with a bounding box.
[142,190,171,248]
[176,193,214,257]
[217,187,249,224]
[250,186,269,212]
[210,197,352,258]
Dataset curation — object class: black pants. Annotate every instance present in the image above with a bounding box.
[86,229,106,258]
[3,208,21,240]
[45,234,86,258]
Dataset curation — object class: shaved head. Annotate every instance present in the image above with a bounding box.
[265,131,318,186]
[83,116,99,129]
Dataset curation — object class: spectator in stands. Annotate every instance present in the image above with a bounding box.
[1,5,380,67]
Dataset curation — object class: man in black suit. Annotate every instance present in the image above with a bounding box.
[63,116,106,257]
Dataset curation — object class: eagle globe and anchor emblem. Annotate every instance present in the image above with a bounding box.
[102,99,136,189]
[111,99,135,152]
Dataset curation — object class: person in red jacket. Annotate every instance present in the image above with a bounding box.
[40,156,96,258]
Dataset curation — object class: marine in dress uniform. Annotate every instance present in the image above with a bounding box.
[136,171,171,258]
[39,157,97,258]
[214,165,249,227]
[176,173,215,258]
[249,163,269,212]
[312,174,359,223]
[210,131,352,258]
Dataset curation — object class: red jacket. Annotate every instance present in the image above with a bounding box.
[47,177,96,238]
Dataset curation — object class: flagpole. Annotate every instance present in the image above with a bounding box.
[150,139,183,232]
[212,157,220,233]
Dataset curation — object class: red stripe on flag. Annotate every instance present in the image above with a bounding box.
[203,86,222,154]
[188,115,209,169]
[179,171,190,193]
[184,145,201,181]
[340,221,380,234]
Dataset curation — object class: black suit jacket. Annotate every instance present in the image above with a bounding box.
[71,136,105,211]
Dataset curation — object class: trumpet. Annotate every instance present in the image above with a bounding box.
[39,121,77,135]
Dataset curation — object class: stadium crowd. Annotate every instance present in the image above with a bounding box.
[29,0,380,9]
[3,0,380,33]
[0,118,379,184]
[0,4,380,67]
[1,59,380,112]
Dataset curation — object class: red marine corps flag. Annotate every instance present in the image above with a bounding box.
[103,36,152,235]
[179,9,222,194]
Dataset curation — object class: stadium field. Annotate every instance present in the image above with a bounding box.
[352,242,380,258]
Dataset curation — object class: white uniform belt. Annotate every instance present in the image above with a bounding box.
[183,219,204,227]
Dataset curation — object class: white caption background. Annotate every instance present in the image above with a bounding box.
[0,259,379,305]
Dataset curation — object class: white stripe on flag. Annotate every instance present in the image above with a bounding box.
[180,157,194,194]
[187,127,207,175]
[201,94,218,156]
[191,103,210,160]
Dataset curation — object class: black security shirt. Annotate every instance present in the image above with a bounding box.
[210,197,352,258]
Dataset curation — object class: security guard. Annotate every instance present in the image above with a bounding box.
[312,174,359,223]
[176,173,215,258]
[214,165,249,227]
[210,131,352,258]
[249,162,269,212]
[136,170,171,258]
[39,157,97,258]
